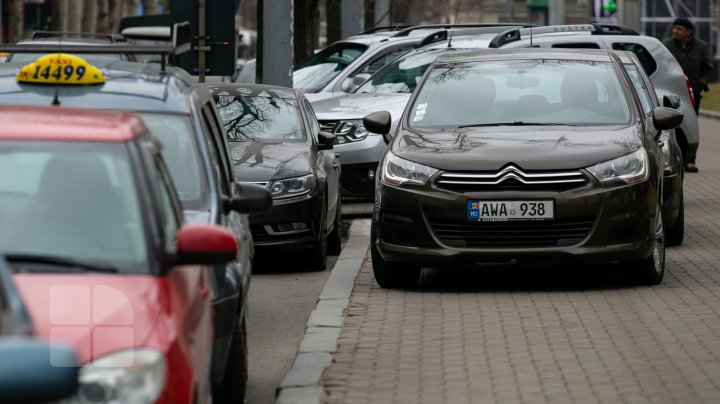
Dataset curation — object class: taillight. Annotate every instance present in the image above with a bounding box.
[684,75,695,108]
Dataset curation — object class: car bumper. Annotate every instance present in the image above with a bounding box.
[335,134,386,197]
[250,192,323,249]
[374,179,658,266]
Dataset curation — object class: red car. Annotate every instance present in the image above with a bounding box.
[0,105,238,403]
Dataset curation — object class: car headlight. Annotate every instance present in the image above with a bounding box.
[269,174,316,199]
[65,349,165,404]
[586,148,648,184]
[333,120,369,144]
[381,152,438,187]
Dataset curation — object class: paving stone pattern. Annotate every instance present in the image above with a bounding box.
[322,116,720,404]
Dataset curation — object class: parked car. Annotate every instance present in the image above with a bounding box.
[295,24,530,102]
[493,25,699,167]
[208,83,342,271]
[366,48,682,288]
[0,105,240,403]
[0,47,271,403]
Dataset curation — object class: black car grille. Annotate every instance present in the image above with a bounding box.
[379,211,418,247]
[436,165,588,192]
[250,225,273,242]
[429,217,595,248]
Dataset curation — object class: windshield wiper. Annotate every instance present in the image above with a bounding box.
[458,122,578,128]
[5,254,118,273]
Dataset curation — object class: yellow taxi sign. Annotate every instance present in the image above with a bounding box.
[16,53,105,85]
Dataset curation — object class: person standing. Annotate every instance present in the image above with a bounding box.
[663,17,714,172]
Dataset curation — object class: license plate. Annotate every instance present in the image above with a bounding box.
[467,200,554,221]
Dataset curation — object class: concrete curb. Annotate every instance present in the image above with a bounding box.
[699,108,720,120]
[276,219,371,404]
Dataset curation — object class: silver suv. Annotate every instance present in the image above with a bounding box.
[493,25,699,166]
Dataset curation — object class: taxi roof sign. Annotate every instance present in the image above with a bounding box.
[16,53,105,85]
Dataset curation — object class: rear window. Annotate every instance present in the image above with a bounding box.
[612,43,657,75]
[293,43,367,92]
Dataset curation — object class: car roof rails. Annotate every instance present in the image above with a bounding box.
[419,30,448,47]
[393,23,537,37]
[488,24,639,48]
[31,31,125,42]
[119,14,171,32]
[0,21,191,73]
[359,25,413,35]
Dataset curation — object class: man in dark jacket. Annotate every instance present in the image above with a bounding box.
[663,17,714,173]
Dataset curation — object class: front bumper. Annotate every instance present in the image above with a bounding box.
[250,192,323,249]
[335,134,386,197]
[374,178,659,267]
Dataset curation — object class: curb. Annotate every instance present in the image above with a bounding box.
[699,108,720,120]
[276,218,371,404]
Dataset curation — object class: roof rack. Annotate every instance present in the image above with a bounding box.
[393,23,537,37]
[359,25,412,35]
[0,22,191,73]
[419,30,448,47]
[488,24,639,48]
[31,31,125,42]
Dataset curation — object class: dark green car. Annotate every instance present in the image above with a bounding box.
[364,49,683,288]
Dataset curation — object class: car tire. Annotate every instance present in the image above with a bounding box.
[308,200,328,271]
[625,202,665,286]
[214,316,247,404]
[328,196,343,256]
[665,189,684,246]
[371,221,420,289]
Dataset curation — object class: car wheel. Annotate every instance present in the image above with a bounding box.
[665,188,684,246]
[327,196,343,256]
[626,202,665,286]
[370,221,420,289]
[214,316,247,404]
[308,200,328,271]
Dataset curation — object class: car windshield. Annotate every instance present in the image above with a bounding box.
[0,141,149,273]
[408,59,632,129]
[8,52,124,64]
[139,113,209,210]
[215,94,304,142]
[293,43,367,92]
[356,48,450,94]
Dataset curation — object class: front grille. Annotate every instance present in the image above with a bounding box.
[250,225,272,242]
[429,217,595,248]
[437,164,587,192]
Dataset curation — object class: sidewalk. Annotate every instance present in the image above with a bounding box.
[276,111,720,404]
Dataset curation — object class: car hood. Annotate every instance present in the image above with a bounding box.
[312,93,411,122]
[394,125,642,171]
[13,274,173,364]
[228,141,311,182]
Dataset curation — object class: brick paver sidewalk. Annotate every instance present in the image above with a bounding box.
[322,116,720,404]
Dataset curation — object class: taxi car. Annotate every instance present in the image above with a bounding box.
[0,105,239,403]
[365,49,683,288]
[0,48,271,403]
[208,84,342,271]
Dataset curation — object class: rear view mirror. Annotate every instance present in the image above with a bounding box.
[652,106,683,131]
[0,339,79,403]
[227,182,272,213]
[363,111,392,144]
[318,131,336,150]
[173,224,238,266]
[663,94,681,110]
[341,74,371,92]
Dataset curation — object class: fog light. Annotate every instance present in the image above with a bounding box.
[276,222,309,232]
[368,169,375,179]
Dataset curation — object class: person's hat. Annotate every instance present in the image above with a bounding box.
[672,17,694,31]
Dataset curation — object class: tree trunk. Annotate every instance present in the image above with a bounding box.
[8,0,24,42]
[364,0,374,31]
[67,0,83,32]
[294,0,320,66]
[82,0,99,32]
[326,0,341,44]
[256,0,263,83]
[142,0,159,14]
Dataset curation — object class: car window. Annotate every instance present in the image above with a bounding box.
[625,64,655,114]
[612,43,657,75]
[293,43,367,92]
[0,142,149,273]
[409,59,631,128]
[356,48,450,94]
[353,45,415,77]
[154,156,181,252]
[215,94,305,142]
[551,43,602,49]
[139,113,209,210]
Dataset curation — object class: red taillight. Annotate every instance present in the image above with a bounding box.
[684,75,695,108]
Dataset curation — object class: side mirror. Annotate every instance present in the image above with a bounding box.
[225,182,272,213]
[652,106,684,131]
[663,94,681,110]
[341,73,371,92]
[363,111,392,144]
[173,224,238,266]
[0,339,79,403]
[318,131,336,150]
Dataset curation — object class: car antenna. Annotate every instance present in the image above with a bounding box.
[447,0,463,48]
[530,26,533,47]
[51,7,64,106]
